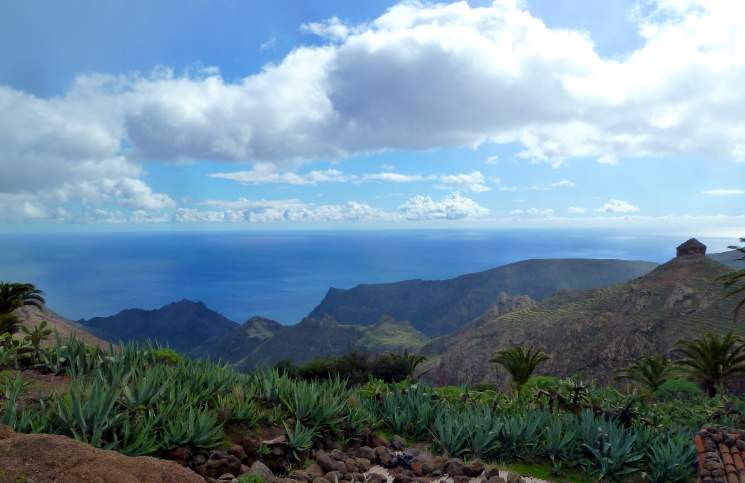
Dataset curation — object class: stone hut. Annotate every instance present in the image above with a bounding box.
[678,238,707,257]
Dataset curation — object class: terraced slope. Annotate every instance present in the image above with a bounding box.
[426,255,745,387]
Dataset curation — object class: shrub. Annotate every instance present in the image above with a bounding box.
[653,379,703,402]
[149,348,185,365]
[523,376,561,393]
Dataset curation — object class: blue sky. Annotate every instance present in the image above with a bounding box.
[0,0,743,236]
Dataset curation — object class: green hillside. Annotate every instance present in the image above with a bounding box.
[427,255,745,387]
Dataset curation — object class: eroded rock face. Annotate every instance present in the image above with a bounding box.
[0,425,204,483]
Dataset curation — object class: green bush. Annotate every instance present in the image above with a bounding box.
[523,376,561,392]
[149,348,185,365]
[653,379,703,402]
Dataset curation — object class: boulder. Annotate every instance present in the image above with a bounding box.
[505,472,524,483]
[391,435,406,450]
[357,446,376,461]
[246,460,275,481]
[445,458,465,476]
[315,450,337,473]
[0,425,202,483]
[167,446,192,466]
[197,450,242,478]
[463,459,485,477]
[306,463,325,477]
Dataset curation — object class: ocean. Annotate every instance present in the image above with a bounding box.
[0,230,734,324]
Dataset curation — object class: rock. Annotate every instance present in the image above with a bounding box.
[344,458,359,473]
[391,435,406,450]
[324,470,343,481]
[306,463,325,477]
[445,458,465,476]
[167,446,191,466]
[374,446,395,467]
[228,443,248,461]
[369,434,388,448]
[240,464,251,475]
[290,470,312,481]
[355,457,371,471]
[484,467,502,479]
[330,449,346,461]
[311,478,330,483]
[505,471,524,483]
[218,474,236,481]
[237,433,262,456]
[0,425,202,482]
[316,450,337,473]
[193,453,208,466]
[197,450,243,479]
[487,478,507,483]
[410,462,424,476]
[453,476,470,483]
[358,446,376,461]
[463,459,485,477]
[246,460,275,481]
[366,474,387,483]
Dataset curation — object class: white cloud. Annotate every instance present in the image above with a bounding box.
[434,171,491,192]
[361,172,425,183]
[549,179,576,188]
[3,0,745,223]
[210,163,349,185]
[597,199,641,213]
[701,189,745,196]
[400,192,489,220]
[178,197,388,223]
[484,155,499,165]
[568,206,587,214]
[510,208,555,217]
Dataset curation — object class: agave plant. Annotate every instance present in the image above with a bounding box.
[164,405,224,449]
[491,345,549,390]
[0,374,29,429]
[281,380,348,434]
[283,420,317,461]
[115,412,162,456]
[377,385,441,439]
[645,432,696,483]
[431,411,470,458]
[216,385,260,426]
[542,417,581,474]
[465,406,501,460]
[580,413,643,481]
[52,378,122,447]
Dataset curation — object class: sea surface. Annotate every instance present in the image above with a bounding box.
[0,230,734,324]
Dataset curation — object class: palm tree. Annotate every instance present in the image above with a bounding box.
[719,238,745,321]
[675,331,745,397]
[491,345,549,389]
[401,349,427,379]
[0,282,45,336]
[616,355,674,392]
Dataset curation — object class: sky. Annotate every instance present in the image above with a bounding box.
[0,0,744,236]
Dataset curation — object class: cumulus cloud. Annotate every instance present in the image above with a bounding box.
[597,199,641,213]
[701,189,745,196]
[176,197,388,224]
[210,163,349,185]
[568,206,587,214]
[4,0,745,222]
[434,171,491,192]
[399,192,489,220]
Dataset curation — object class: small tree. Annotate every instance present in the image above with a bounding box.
[719,237,745,321]
[675,331,745,397]
[0,282,45,338]
[491,345,549,390]
[617,355,674,392]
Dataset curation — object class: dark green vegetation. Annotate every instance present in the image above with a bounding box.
[491,345,549,389]
[231,316,430,371]
[0,282,45,336]
[1,331,736,482]
[309,258,658,337]
[275,349,428,385]
[428,254,745,387]
[79,299,239,352]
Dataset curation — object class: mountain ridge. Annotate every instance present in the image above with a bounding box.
[309,258,659,337]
